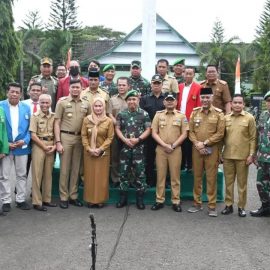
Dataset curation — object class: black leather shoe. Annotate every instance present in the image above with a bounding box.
[221,205,233,215]
[250,203,270,217]
[238,208,246,217]
[2,203,11,212]
[172,203,182,212]
[43,202,57,207]
[60,200,69,209]
[69,199,83,207]
[33,205,47,211]
[16,201,31,210]
[116,191,128,208]
[151,202,164,211]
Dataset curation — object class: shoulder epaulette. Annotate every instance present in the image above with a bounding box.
[59,96,68,101]
[33,112,40,116]
[31,75,40,79]
[168,75,176,79]
[219,80,227,85]
[193,107,201,111]
[214,107,223,112]
[156,110,165,113]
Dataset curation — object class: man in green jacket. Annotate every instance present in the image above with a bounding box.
[0,107,9,216]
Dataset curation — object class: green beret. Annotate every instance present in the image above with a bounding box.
[173,58,185,66]
[264,90,270,100]
[125,89,139,100]
[103,64,115,72]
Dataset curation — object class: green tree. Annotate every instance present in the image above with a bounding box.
[0,0,21,99]
[18,10,45,89]
[81,25,126,41]
[253,0,270,93]
[196,19,239,93]
[48,0,80,30]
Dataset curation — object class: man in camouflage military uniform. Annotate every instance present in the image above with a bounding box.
[29,57,58,111]
[115,90,151,209]
[200,65,232,114]
[172,58,185,84]
[188,87,225,217]
[129,60,151,96]
[54,79,91,209]
[100,64,118,97]
[250,91,270,217]
[156,59,179,94]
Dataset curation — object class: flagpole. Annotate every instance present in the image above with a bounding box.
[141,0,156,80]
[234,56,241,94]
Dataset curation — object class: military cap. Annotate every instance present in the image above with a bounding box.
[264,90,270,100]
[200,87,213,95]
[164,92,176,100]
[131,60,141,68]
[125,89,139,100]
[151,74,162,82]
[103,64,115,73]
[40,57,53,65]
[88,68,100,78]
[173,58,185,66]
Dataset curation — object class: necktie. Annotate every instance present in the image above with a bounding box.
[33,102,38,113]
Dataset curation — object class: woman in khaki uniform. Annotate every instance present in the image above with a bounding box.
[81,97,114,207]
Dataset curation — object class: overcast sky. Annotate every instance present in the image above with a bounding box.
[13,0,266,42]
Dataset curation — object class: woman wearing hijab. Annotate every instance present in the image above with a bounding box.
[81,97,114,207]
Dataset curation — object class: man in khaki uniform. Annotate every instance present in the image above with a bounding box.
[108,77,129,186]
[156,59,178,94]
[29,57,58,111]
[188,87,225,217]
[30,94,57,211]
[200,65,232,114]
[151,93,187,212]
[54,79,91,209]
[221,94,256,217]
[81,68,109,110]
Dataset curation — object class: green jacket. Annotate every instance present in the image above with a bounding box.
[0,107,9,154]
[257,110,270,163]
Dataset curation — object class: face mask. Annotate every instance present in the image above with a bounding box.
[69,66,79,77]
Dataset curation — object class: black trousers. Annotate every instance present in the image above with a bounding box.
[145,137,157,187]
[181,137,192,170]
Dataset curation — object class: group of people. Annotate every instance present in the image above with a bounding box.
[0,56,270,219]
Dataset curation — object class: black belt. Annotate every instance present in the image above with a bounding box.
[38,137,54,141]
[61,130,81,136]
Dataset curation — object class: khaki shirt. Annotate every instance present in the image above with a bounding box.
[189,105,225,145]
[80,87,110,112]
[200,79,231,111]
[29,111,55,139]
[54,96,91,133]
[223,111,256,160]
[152,109,188,145]
[162,74,179,94]
[29,74,58,110]
[108,94,127,117]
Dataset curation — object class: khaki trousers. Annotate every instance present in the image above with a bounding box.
[223,159,248,209]
[32,142,55,206]
[156,145,181,204]
[59,133,82,201]
[192,145,219,209]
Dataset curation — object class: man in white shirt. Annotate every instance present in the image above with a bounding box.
[0,83,32,212]
[22,82,43,114]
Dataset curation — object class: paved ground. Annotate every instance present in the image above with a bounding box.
[1,164,270,270]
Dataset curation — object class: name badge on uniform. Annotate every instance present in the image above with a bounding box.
[195,119,200,126]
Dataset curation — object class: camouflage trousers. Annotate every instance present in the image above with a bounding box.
[256,161,270,203]
[119,145,147,192]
